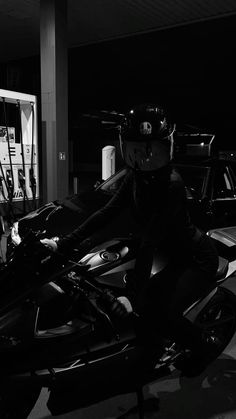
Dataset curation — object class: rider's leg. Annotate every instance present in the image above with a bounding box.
[160,263,221,376]
[128,236,219,375]
[164,233,219,355]
[163,266,217,349]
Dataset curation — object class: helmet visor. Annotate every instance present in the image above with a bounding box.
[120,138,171,171]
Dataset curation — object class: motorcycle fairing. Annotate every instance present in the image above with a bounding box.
[1,231,236,417]
[47,344,160,415]
[79,237,169,282]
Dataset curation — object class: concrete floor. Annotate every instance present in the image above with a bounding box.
[27,274,236,419]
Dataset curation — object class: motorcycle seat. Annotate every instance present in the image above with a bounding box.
[215,256,229,282]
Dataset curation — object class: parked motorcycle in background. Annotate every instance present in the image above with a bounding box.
[0,229,236,419]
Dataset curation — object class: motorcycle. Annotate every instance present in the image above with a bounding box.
[0,229,236,419]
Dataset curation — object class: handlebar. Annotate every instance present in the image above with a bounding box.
[63,258,140,319]
[4,230,140,328]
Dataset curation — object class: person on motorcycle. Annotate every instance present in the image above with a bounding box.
[41,103,219,377]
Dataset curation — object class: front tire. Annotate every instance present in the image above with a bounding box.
[194,287,236,358]
[0,384,41,419]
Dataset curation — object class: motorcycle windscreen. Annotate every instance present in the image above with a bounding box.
[0,255,70,316]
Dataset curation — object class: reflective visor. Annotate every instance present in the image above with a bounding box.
[120,139,171,171]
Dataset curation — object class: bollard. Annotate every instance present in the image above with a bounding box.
[102,145,116,180]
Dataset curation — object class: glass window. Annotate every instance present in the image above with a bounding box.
[174,164,209,197]
[213,167,234,199]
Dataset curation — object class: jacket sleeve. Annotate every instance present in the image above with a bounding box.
[57,171,132,254]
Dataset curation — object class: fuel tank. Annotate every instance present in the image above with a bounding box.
[79,237,169,288]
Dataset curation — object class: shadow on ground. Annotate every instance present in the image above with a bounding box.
[118,355,236,419]
[34,354,236,419]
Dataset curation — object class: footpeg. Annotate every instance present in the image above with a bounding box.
[158,342,182,364]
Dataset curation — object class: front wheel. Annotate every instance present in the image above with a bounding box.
[194,287,236,358]
[0,384,41,419]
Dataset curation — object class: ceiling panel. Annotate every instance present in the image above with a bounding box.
[0,0,236,61]
[68,0,236,46]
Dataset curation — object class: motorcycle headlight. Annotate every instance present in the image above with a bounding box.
[11,222,22,246]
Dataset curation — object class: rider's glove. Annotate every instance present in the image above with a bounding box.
[101,291,133,319]
[115,296,133,318]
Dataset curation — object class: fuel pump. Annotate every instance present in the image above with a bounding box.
[16,99,29,214]
[0,89,39,220]
[2,98,14,203]
[0,161,15,224]
[29,102,37,209]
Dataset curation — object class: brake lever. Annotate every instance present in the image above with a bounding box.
[56,257,141,323]
[70,282,119,342]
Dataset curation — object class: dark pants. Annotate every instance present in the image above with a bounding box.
[134,234,219,354]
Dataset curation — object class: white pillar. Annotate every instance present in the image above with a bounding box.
[40,0,68,203]
[102,145,116,180]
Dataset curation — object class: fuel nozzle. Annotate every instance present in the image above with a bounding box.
[0,174,9,202]
[18,168,26,191]
[29,168,36,189]
[0,176,5,199]
[6,170,14,199]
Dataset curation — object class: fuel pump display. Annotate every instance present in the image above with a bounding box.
[0,89,39,219]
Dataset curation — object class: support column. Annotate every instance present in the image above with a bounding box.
[40,0,68,203]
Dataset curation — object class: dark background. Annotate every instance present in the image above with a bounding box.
[0,15,235,173]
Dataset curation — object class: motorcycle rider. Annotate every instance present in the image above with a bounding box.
[41,103,219,377]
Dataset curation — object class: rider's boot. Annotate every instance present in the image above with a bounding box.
[175,330,222,377]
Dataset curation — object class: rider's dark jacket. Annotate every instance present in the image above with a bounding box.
[57,164,218,280]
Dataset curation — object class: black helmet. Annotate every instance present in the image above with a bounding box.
[120,103,175,171]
